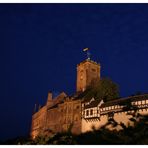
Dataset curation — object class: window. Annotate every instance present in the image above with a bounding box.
[108,112,114,120]
[92,68,96,72]
[142,100,145,105]
[83,111,85,116]
[86,110,89,116]
[138,101,141,105]
[90,109,93,115]
[76,105,79,109]
[75,116,78,121]
[70,107,72,112]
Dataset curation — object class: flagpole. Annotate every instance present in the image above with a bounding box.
[83,48,90,60]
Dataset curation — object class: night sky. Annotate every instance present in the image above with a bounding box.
[1,3,148,141]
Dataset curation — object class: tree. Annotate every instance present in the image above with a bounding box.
[83,77,119,102]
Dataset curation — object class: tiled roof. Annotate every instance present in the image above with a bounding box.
[100,94,148,107]
[84,100,101,109]
[48,104,58,110]
[53,92,67,104]
[82,97,93,103]
[83,94,148,109]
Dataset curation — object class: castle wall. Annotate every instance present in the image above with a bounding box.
[70,100,82,134]
[82,116,107,132]
[31,96,82,139]
[31,106,47,139]
[82,108,148,133]
[57,99,82,134]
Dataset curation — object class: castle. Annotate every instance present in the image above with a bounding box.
[30,55,148,139]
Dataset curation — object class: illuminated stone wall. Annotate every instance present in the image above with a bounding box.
[31,106,47,139]
[76,59,101,92]
[30,95,82,139]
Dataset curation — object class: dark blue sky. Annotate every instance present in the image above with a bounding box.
[1,3,148,141]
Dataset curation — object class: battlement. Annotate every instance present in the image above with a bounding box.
[77,59,100,67]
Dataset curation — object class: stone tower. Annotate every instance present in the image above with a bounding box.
[76,59,101,92]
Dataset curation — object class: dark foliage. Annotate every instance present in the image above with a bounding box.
[80,77,119,102]
[2,94,148,145]
[1,136,31,145]
[3,111,147,145]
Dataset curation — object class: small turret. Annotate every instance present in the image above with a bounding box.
[46,91,53,107]
[34,103,37,113]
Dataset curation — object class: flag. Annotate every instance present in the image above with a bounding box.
[83,48,89,52]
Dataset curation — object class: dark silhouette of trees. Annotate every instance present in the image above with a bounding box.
[2,111,148,145]
[82,77,119,102]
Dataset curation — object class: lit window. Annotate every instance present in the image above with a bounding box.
[138,101,141,105]
[142,100,145,105]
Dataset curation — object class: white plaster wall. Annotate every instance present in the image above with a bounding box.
[82,115,108,132]
[138,108,148,115]
[82,108,148,133]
